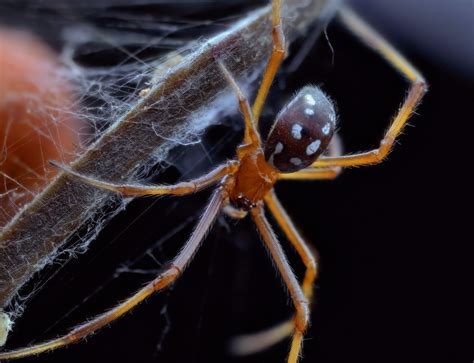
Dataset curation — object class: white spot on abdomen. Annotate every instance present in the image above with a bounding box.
[306,140,321,155]
[268,142,284,167]
[304,94,316,106]
[291,123,303,140]
[290,157,302,166]
[275,142,284,154]
[322,123,331,135]
[304,108,314,116]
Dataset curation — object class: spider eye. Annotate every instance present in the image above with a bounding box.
[264,86,336,173]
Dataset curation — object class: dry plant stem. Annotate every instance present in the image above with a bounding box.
[0,0,338,309]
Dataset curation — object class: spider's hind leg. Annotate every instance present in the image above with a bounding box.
[0,190,225,360]
[231,190,319,356]
[250,203,310,363]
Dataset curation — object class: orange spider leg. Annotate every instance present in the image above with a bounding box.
[279,167,340,180]
[265,191,317,300]
[312,7,427,169]
[251,204,309,363]
[0,190,225,360]
[218,61,260,146]
[231,135,343,355]
[280,134,343,180]
[50,160,238,196]
[231,190,320,355]
[252,0,286,123]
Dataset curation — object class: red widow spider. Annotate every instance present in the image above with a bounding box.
[0,0,426,362]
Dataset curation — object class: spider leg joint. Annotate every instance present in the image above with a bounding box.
[294,299,310,333]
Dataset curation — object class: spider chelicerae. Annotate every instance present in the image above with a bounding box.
[0,0,426,362]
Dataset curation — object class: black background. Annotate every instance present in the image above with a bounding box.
[2,1,471,363]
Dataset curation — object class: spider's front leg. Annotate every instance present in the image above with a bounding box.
[216,1,288,148]
[253,0,287,123]
[50,160,238,197]
[311,7,427,169]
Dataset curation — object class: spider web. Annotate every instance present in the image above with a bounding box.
[0,0,253,228]
[0,0,267,352]
[0,0,340,360]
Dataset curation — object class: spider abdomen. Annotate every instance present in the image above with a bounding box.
[264,86,336,173]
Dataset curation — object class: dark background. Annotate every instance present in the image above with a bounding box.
[2,1,471,362]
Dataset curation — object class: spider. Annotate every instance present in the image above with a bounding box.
[0,1,426,362]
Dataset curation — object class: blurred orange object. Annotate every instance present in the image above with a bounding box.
[0,28,81,227]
